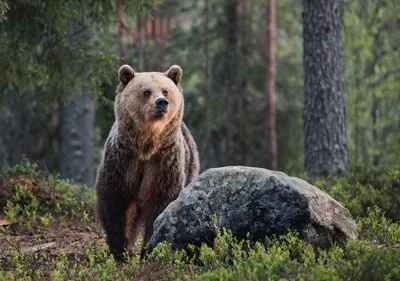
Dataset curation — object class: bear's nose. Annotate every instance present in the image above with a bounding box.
[155,98,169,110]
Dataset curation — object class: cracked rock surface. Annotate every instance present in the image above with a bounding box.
[148,166,358,251]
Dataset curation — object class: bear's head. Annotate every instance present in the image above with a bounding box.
[115,65,183,129]
[114,65,184,158]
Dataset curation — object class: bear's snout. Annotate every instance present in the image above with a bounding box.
[155,98,169,112]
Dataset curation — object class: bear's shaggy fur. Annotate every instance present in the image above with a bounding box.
[95,65,199,260]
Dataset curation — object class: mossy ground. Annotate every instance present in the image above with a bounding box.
[1,162,399,280]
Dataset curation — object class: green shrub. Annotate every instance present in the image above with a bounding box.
[0,160,95,230]
[1,162,400,280]
[357,206,400,246]
[1,207,400,281]
[312,169,400,221]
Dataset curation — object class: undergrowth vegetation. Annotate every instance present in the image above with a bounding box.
[0,161,95,231]
[312,168,400,221]
[1,161,400,280]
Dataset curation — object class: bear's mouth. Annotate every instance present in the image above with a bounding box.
[153,109,168,117]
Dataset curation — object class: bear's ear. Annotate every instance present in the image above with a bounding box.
[165,65,182,85]
[118,65,136,85]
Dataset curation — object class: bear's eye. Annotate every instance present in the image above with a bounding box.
[162,90,168,96]
[143,90,152,97]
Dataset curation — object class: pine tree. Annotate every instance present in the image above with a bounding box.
[0,0,157,183]
[302,0,349,176]
[265,0,278,170]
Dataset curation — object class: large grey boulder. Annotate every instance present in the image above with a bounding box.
[148,166,358,252]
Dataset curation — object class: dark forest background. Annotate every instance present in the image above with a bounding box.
[0,0,399,187]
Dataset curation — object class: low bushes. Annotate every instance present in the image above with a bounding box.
[1,162,399,280]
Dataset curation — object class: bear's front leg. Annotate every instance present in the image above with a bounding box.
[139,198,170,259]
[124,200,141,250]
[97,190,129,261]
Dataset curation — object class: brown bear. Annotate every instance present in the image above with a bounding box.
[95,64,199,260]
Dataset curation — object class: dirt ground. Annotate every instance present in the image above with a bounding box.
[0,222,104,257]
[0,222,174,280]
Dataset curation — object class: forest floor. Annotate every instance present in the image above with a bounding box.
[1,162,400,280]
[0,222,101,259]
[0,170,102,259]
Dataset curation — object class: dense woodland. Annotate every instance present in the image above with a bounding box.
[1,1,400,280]
[0,0,399,185]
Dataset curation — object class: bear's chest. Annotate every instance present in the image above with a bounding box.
[123,159,143,192]
[128,151,185,200]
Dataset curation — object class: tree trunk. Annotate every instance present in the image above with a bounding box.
[60,93,95,186]
[203,0,213,168]
[117,0,127,64]
[161,13,167,70]
[0,92,23,167]
[372,93,379,167]
[158,10,167,71]
[265,0,278,170]
[60,7,96,186]
[302,0,349,176]
[137,15,145,71]
[0,90,60,170]
[237,0,250,166]
[225,0,239,165]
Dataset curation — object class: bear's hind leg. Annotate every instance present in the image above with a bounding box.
[97,193,129,261]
